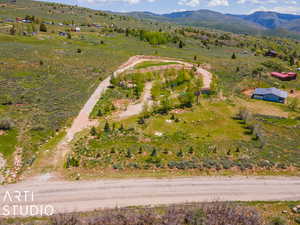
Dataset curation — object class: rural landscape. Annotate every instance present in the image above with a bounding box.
[0,0,300,224]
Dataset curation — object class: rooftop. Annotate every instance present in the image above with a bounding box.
[253,87,288,99]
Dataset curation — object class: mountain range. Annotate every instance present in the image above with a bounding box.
[124,10,300,38]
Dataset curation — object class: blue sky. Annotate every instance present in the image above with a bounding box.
[43,0,300,14]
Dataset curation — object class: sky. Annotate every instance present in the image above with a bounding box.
[43,0,300,14]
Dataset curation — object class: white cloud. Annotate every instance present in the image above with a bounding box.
[79,0,156,4]
[178,0,201,7]
[237,0,297,4]
[208,0,229,6]
[248,5,300,14]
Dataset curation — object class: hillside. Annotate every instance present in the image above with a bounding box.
[0,0,299,183]
[126,10,300,39]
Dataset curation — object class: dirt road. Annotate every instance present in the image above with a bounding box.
[118,82,153,119]
[1,176,299,216]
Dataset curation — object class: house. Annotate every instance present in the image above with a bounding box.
[71,27,81,32]
[58,31,67,37]
[264,50,277,57]
[252,87,288,104]
[271,72,297,81]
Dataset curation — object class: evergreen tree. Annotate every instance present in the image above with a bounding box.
[289,56,295,66]
[39,23,47,32]
[177,149,183,157]
[90,126,97,136]
[10,25,16,35]
[104,121,110,133]
[231,53,236,59]
[138,147,143,154]
[151,148,157,157]
[179,40,184,48]
[126,149,132,158]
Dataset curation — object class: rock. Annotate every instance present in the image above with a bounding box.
[282,210,288,214]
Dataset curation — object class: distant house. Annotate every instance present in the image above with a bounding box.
[264,50,277,57]
[71,27,81,32]
[58,31,67,37]
[271,72,297,81]
[252,87,288,104]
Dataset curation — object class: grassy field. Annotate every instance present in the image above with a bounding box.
[134,61,180,69]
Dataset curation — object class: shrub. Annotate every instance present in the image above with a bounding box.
[50,214,78,225]
[269,217,287,225]
[0,118,14,130]
[48,203,262,225]
[295,217,300,224]
[65,155,79,168]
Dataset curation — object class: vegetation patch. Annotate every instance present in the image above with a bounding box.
[134,61,179,69]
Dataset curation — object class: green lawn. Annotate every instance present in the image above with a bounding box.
[0,129,17,159]
[134,61,180,69]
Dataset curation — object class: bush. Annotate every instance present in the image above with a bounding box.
[269,217,287,225]
[48,203,262,225]
[0,118,14,130]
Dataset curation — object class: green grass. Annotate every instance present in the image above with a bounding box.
[0,129,17,159]
[134,61,179,69]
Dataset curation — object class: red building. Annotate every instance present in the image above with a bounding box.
[271,72,297,81]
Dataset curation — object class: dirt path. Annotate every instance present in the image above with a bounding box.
[1,176,300,216]
[50,55,212,168]
[118,82,153,119]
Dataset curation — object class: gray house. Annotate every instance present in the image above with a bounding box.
[251,88,288,104]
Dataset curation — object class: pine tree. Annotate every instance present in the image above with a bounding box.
[104,121,110,133]
[126,149,132,158]
[90,126,97,136]
[289,56,295,66]
[151,148,157,157]
[119,124,124,131]
[231,53,236,59]
[10,25,16,35]
[39,23,47,32]
[179,40,184,49]
[138,147,143,154]
[177,149,183,157]
[188,147,194,154]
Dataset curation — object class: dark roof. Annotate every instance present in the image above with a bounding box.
[253,87,288,98]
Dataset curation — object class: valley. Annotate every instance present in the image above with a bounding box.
[0,0,300,223]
